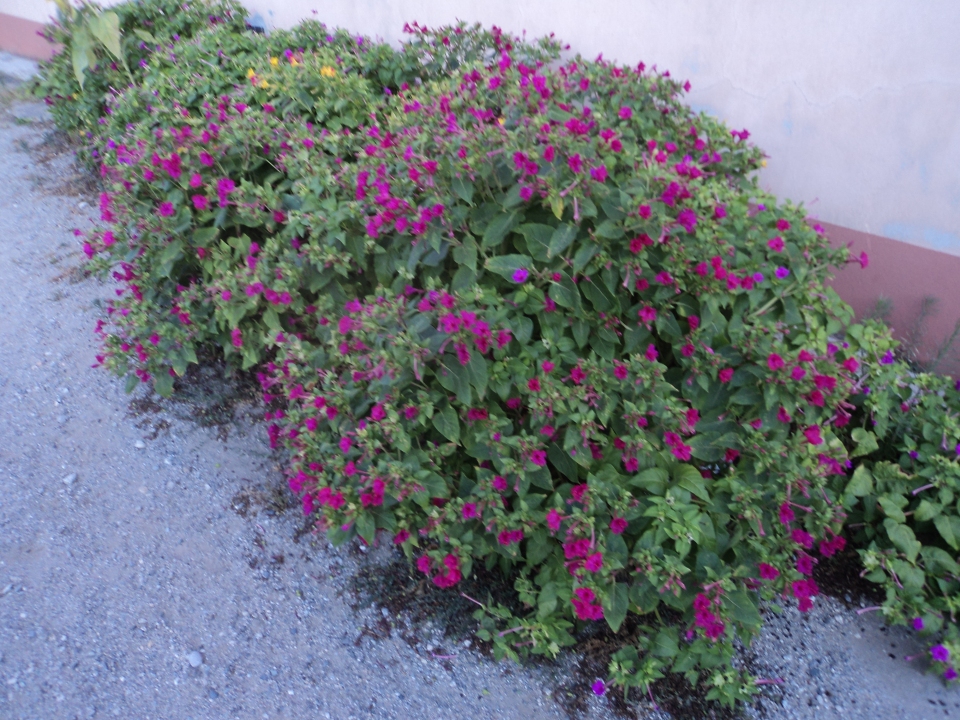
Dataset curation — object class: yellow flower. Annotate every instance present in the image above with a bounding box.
[270,57,278,66]
[246,68,255,78]
[290,58,299,67]
[760,159,768,167]
[259,80,269,88]
[320,65,337,78]
[497,117,505,126]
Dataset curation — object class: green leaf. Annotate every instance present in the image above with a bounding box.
[851,428,879,458]
[466,352,488,397]
[604,582,629,633]
[572,241,599,274]
[133,28,156,43]
[452,236,477,270]
[935,514,958,550]
[452,176,474,204]
[548,443,578,482]
[845,465,873,497]
[153,373,174,398]
[547,223,577,258]
[726,589,762,629]
[537,582,558,619]
[885,521,921,563]
[878,495,907,524]
[432,406,460,443]
[652,628,680,658]
[630,467,667,493]
[518,223,552,262]
[71,25,93,89]
[356,513,377,544]
[675,464,710,501]
[485,254,532,280]
[481,211,519,248]
[89,11,123,63]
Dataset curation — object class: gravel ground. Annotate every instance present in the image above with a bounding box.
[1,65,959,720]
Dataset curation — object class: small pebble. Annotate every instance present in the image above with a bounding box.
[207,689,219,699]
[134,440,146,449]
[62,473,77,486]
[187,651,202,668]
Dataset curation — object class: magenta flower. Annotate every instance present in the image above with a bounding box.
[767,353,785,371]
[462,502,478,520]
[758,563,780,580]
[932,645,950,663]
[803,425,823,445]
[946,668,958,681]
[778,503,795,524]
[546,508,563,532]
[216,177,235,206]
[591,680,606,696]
[858,251,869,269]
[718,367,734,383]
[619,106,632,120]
[767,236,785,252]
[775,266,790,279]
[191,195,208,210]
[912,617,925,631]
[791,366,807,381]
[590,165,608,182]
[584,553,603,572]
[231,327,243,348]
[567,154,583,173]
[570,366,587,384]
[530,449,547,466]
[676,208,697,232]
[638,306,657,324]
[512,267,529,283]
[638,204,652,219]
[157,201,175,217]
[645,344,658,362]
[791,528,815,549]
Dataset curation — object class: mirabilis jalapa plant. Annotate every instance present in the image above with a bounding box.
[52,7,960,707]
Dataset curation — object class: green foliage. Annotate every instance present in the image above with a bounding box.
[43,0,960,706]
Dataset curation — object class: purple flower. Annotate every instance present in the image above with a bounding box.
[591,679,606,696]
[676,208,697,233]
[752,272,764,283]
[512,268,529,283]
[913,617,925,631]
[946,668,958,681]
[932,644,950,662]
[909,450,919,459]
[880,350,895,365]
[775,266,790,279]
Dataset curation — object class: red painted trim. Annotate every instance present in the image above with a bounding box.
[825,222,960,376]
[0,13,58,61]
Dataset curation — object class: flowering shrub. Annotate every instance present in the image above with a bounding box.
[43,3,960,707]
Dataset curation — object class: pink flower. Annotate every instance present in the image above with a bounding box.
[791,366,807,381]
[623,456,639,473]
[231,328,243,348]
[609,517,628,534]
[777,407,791,423]
[542,361,555,373]
[767,353,785,371]
[791,528,815,549]
[512,268,529,283]
[645,344,658,362]
[638,306,656,324]
[619,106,632,119]
[527,377,541,392]
[370,404,386,421]
[191,194,209,210]
[718,367,734,383]
[158,201,175,217]
[796,553,816,575]
[462,502,478,520]
[638,204,652,219]
[546,508,563,532]
[767,236,785,252]
[567,154,583,173]
[584,553,603,572]
[758,563,780,580]
[858,251,869,269]
[570,366,587,384]
[803,425,823,445]
[530,449,547,466]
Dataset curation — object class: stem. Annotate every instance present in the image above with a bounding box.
[755,678,785,686]
[498,626,524,637]
[912,483,935,496]
[460,592,484,607]
[856,606,883,615]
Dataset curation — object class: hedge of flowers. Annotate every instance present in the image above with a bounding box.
[36,0,960,707]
